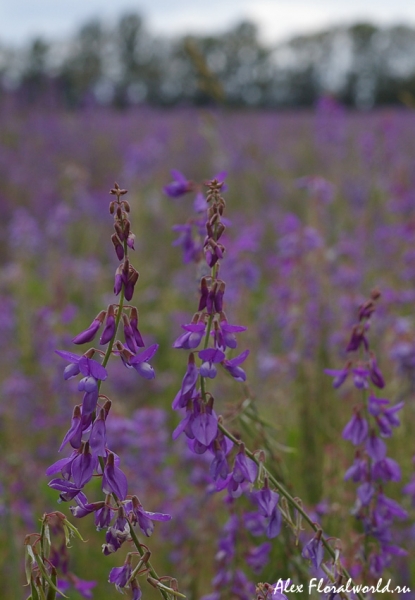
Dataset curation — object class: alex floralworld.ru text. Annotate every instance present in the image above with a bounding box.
[273,578,411,596]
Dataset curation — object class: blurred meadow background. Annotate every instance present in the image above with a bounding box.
[3,2,415,599]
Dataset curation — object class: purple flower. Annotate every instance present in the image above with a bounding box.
[223,349,249,382]
[251,484,281,538]
[344,456,367,482]
[215,321,247,350]
[59,405,83,451]
[210,447,229,481]
[302,534,324,569]
[191,407,218,446]
[71,443,98,489]
[342,411,369,445]
[199,348,225,378]
[172,224,202,264]
[366,431,387,461]
[129,344,159,379]
[55,350,108,383]
[372,458,401,482]
[89,409,107,457]
[173,323,206,349]
[369,355,385,388]
[324,367,349,388]
[232,447,258,484]
[164,169,192,198]
[109,557,132,589]
[128,496,171,537]
[102,452,128,500]
[357,482,375,506]
[352,367,370,389]
[72,311,106,345]
[173,353,199,409]
[245,542,272,574]
[48,478,82,502]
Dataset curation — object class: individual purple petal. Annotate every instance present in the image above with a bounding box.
[100,314,116,345]
[174,323,206,349]
[266,508,281,539]
[372,458,401,482]
[220,322,247,349]
[46,453,77,477]
[233,452,258,484]
[73,313,105,345]
[78,376,98,393]
[191,412,218,446]
[302,535,324,569]
[71,447,97,489]
[222,349,249,382]
[109,563,132,588]
[55,349,82,363]
[369,355,385,388]
[352,367,370,389]
[357,482,375,506]
[199,348,225,362]
[366,432,387,461]
[342,412,369,446]
[103,453,128,500]
[59,406,83,451]
[48,478,82,501]
[78,357,107,381]
[130,344,159,363]
[89,413,107,457]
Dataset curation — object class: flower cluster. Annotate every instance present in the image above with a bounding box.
[168,176,291,595]
[37,184,173,599]
[171,179,255,490]
[325,290,407,577]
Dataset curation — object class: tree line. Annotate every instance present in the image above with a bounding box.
[1,14,415,109]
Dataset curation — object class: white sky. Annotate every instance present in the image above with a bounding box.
[2,0,415,46]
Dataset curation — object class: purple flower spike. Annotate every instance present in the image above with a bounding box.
[130,344,158,379]
[164,169,192,198]
[102,452,128,500]
[72,311,106,345]
[223,349,249,382]
[302,534,324,569]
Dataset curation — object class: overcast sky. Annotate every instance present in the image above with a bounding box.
[2,0,415,46]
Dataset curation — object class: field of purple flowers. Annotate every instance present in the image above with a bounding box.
[1,98,415,599]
